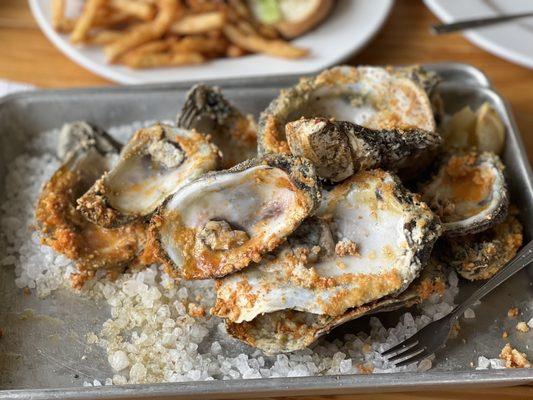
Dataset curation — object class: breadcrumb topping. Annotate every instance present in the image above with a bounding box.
[516,322,529,333]
[334,239,360,257]
[499,343,531,368]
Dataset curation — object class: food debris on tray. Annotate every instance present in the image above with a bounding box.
[0,65,528,385]
[499,343,531,369]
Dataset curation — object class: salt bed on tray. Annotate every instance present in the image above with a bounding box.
[0,121,504,386]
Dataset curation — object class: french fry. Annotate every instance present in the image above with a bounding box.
[105,0,178,62]
[228,0,250,19]
[256,23,280,40]
[88,30,126,45]
[170,36,228,56]
[51,0,65,30]
[104,23,154,61]
[123,52,205,69]
[223,24,308,59]
[236,20,257,35]
[56,18,76,33]
[93,10,134,27]
[110,0,156,21]
[226,44,245,58]
[71,0,106,43]
[185,0,220,13]
[128,39,174,56]
[170,12,225,35]
[153,0,180,32]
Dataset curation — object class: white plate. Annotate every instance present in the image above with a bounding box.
[425,0,533,69]
[29,0,393,84]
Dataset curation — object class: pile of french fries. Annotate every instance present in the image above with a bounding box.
[51,0,309,69]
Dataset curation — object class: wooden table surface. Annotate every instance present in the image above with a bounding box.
[0,1,531,399]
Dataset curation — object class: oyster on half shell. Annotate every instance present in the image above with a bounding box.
[177,84,257,168]
[212,169,441,323]
[225,259,445,355]
[36,122,153,286]
[437,209,523,280]
[153,154,321,280]
[420,151,508,236]
[258,65,438,155]
[77,123,220,227]
[286,117,442,182]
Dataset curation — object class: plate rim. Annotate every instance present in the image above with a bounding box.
[424,0,533,69]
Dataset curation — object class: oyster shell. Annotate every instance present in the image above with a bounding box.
[77,123,220,227]
[286,117,442,182]
[420,151,508,236]
[36,122,153,285]
[258,65,437,155]
[57,121,121,161]
[437,210,523,280]
[177,84,257,168]
[212,170,441,323]
[153,154,321,280]
[225,260,445,355]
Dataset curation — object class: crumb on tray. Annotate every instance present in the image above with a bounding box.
[499,343,531,368]
[507,307,519,318]
[516,322,530,333]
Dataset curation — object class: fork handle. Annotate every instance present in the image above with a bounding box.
[431,12,533,34]
[451,239,533,319]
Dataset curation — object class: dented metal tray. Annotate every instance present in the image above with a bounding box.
[0,62,531,399]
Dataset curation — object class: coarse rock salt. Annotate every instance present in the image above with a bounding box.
[417,358,432,372]
[108,350,130,371]
[476,356,490,370]
[0,122,473,386]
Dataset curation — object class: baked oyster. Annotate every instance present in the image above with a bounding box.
[225,260,445,355]
[258,65,438,155]
[437,209,523,280]
[77,123,220,227]
[421,151,508,236]
[286,117,442,182]
[178,84,257,168]
[212,169,441,323]
[153,154,321,280]
[36,122,152,286]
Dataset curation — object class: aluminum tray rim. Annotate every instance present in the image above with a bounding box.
[0,62,531,398]
[0,62,491,107]
[1,369,532,400]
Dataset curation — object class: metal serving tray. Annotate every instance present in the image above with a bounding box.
[0,63,531,399]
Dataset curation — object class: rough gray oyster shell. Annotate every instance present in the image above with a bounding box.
[286,117,442,182]
[177,84,257,168]
[258,65,438,155]
[437,210,523,280]
[57,121,121,161]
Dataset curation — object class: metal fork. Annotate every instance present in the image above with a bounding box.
[382,239,533,367]
[431,12,533,35]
